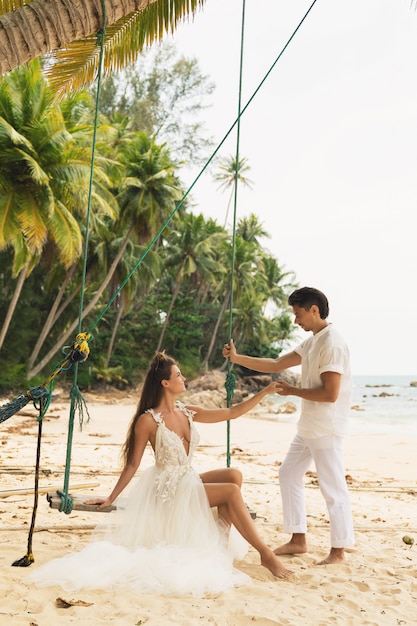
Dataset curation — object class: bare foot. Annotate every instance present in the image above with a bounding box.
[261,551,293,579]
[317,548,345,565]
[274,540,307,556]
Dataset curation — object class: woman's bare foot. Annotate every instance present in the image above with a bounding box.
[261,551,293,579]
[274,534,307,556]
[317,547,345,565]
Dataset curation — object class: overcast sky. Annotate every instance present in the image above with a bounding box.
[168,0,417,376]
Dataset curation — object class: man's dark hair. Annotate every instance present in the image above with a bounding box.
[288,287,329,319]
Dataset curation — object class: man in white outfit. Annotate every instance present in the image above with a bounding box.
[223,286,354,564]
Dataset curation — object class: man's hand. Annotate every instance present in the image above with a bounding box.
[222,338,237,362]
[265,381,284,395]
[275,380,296,397]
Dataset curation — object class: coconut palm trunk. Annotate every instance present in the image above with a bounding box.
[156,261,185,352]
[26,265,77,372]
[105,296,125,368]
[200,288,231,371]
[0,0,206,81]
[0,0,155,75]
[0,261,30,351]
[27,223,135,380]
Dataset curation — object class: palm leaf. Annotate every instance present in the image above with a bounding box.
[49,199,83,267]
[44,0,206,97]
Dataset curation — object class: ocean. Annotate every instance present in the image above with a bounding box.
[273,375,417,436]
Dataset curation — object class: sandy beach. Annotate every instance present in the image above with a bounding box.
[1,389,416,626]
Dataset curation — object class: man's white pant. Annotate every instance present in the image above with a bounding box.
[279,434,355,548]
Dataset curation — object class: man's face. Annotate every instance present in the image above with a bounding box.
[292,304,316,332]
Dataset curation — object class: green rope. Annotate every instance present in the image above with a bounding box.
[0,327,91,429]
[224,0,246,468]
[58,1,107,516]
[10,6,107,566]
[7,0,319,555]
[58,381,91,514]
[54,0,320,511]
[0,386,50,424]
[86,0,320,337]
[1,1,320,426]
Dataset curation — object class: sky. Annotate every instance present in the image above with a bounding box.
[165,0,417,376]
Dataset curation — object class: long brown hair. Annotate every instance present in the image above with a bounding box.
[122,352,177,465]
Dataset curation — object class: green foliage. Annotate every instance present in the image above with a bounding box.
[92,356,129,388]
[0,54,299,393]
[94,41,215,163]
[0,363,27,391]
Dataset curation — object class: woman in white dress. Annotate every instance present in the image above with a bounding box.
[28,352,292,595]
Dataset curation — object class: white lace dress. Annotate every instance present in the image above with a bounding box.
[28,402,250,596]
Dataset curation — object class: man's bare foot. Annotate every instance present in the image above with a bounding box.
[274,540,307,556]
[261,551,293,579]
[317,548,345,565]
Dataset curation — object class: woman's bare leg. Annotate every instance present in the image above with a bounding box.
[204,482,293,579]
[200,468,242,526]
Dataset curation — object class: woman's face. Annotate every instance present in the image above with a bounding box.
[163,364,186,393]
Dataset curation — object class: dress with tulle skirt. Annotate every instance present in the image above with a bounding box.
[27,403,250,596]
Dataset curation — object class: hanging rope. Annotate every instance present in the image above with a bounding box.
[84,0,320,337]
[0,332,91,426]
[6,0,319,565]
[10,1,106,565]
[224,0,247,468]
[223,0,318,464]
[11,394,49,566]
[1,0,320,426]
[57,3,107,516]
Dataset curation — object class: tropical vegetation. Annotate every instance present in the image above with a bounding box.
[0,9,298,392]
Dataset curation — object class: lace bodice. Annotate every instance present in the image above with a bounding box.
[146,402,200,502]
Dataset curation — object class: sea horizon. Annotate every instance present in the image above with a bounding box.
[271,374,417,436]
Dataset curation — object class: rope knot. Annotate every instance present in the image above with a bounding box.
[57,490,73,515]
[225,371,236,405]
[96,28,105,45]
[71,332,91,363]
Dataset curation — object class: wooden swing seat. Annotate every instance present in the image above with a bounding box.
[47,491,116,513]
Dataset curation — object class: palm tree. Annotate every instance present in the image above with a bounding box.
[28,130,183,378]
[98,236,161,367]
[117,131,183,243]
[0,1,206,87]
[236,213,268,244]
[0,59,97,351]
[231,290,270,347]
[260,253,295,313]
[156,212,225,352]
[213,155,253,227]
[200,234,260,370]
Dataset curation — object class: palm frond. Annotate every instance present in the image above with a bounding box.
[44,0,206,97]
[49,199,83,267]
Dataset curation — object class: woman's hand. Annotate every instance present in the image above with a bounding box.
[84,497,113,511]
[272,380,294,396]
[264,381,284,395]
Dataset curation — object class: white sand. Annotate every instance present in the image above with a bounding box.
[1,393,416,626]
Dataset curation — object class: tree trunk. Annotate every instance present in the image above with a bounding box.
[200,289,230,371]
[0,261,29,351]
[156,278,181,352]
[27,264,77,372]
[105,296,125,367]
[0,0,157,76]
[27,224,135,380]
[51,283,82,329]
